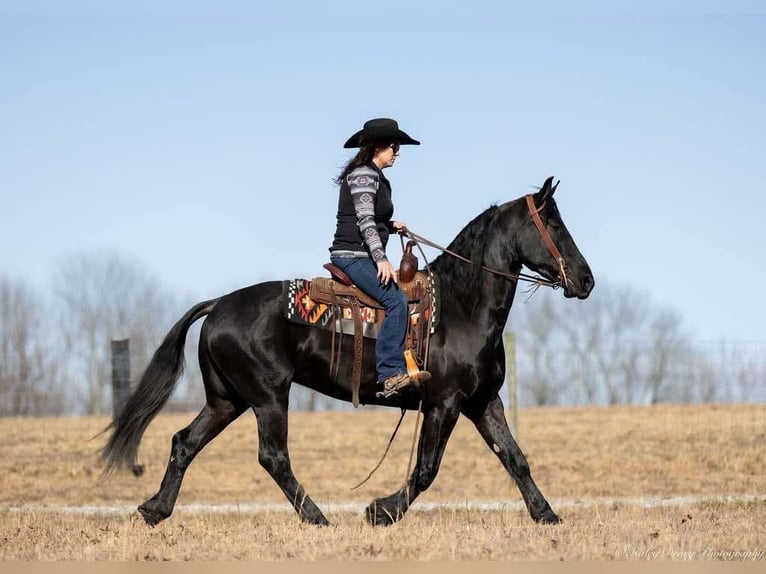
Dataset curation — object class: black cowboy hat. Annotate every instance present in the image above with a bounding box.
[343,117,421,148]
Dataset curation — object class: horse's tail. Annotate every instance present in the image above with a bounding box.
[100,298,219,475]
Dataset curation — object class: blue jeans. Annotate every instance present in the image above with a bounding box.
[330,256,408,382]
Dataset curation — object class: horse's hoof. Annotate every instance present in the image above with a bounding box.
[534,508,562,524]
[364,501,400,527]
[137,502,168,527]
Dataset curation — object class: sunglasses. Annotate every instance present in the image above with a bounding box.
[389,142,400,153]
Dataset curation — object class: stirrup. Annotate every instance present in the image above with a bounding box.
[404,349,431,385]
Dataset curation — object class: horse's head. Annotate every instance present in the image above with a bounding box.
[513,176,594,299]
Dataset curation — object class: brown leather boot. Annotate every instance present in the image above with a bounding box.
[376,373,412,399]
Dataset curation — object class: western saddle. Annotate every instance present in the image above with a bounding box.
[309,257,434,407]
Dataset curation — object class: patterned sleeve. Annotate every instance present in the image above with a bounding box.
[348,166,387,263]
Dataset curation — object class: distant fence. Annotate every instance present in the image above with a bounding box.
[511,339,766,407]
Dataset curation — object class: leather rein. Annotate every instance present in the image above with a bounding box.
[400,194,567,290]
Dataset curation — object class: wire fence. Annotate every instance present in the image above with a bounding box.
[512,340,766,407]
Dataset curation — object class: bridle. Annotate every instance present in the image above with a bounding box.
[400,194,570,290]
[525,194,570,288]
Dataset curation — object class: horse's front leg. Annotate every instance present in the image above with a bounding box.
[465,394,560,524]
[365,396,461,526]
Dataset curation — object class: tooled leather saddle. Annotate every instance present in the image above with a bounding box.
[309,247,435,407]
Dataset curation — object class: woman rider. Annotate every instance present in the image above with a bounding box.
[329,118,429,397]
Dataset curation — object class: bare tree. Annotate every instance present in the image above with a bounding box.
[594,285,651,404]
[511,295,566,406]
[52,252,179,415]
[699,341,765,404]
[645,310,684,404]
[0,278,64,415]
[512,281,690,406]
[555,300,600,404]
[733,356,766,403]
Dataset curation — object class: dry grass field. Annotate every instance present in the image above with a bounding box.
[1,403,765,560]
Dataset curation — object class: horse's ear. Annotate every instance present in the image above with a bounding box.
[535,176,557,204]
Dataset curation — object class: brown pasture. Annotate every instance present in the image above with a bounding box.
[1,404,765,560]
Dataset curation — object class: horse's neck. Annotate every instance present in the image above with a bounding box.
[432,202,522,333]
[474,262,522,332]
[432,261,520,339]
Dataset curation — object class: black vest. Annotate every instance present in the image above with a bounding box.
[329,164,393,256]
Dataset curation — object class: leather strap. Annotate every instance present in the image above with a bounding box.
[333,303,343,381]
[328,292,338,379]
[525,194,569,286]
[526,194,564,263]
[350,298,363,408]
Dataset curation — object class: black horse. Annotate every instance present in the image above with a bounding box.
[102,176,594,527]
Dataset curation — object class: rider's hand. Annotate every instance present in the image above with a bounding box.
[392,220,407,233]
[376,260,397,285]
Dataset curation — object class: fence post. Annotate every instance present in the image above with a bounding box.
[503,330,518,440]
[111,339,131,419]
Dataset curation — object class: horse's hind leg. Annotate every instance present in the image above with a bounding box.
[253,393,330,526]
[465,395,560,524]
[137,357,245,526]
[137,399,244,526]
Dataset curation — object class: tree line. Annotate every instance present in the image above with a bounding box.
[510,282,765,406]
[1,252,763,416]
[0,252,203,416]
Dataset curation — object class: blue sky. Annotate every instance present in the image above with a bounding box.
[1,1,765,343]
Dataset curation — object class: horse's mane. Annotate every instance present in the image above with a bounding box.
[430,204,499,310]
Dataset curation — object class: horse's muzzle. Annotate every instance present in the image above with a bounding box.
[564,272,595,299]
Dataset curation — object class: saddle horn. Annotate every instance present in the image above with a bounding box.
[399,240,419,283]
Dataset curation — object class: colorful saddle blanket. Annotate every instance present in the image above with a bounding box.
[283,277,437,339]
[285,278,380,338]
